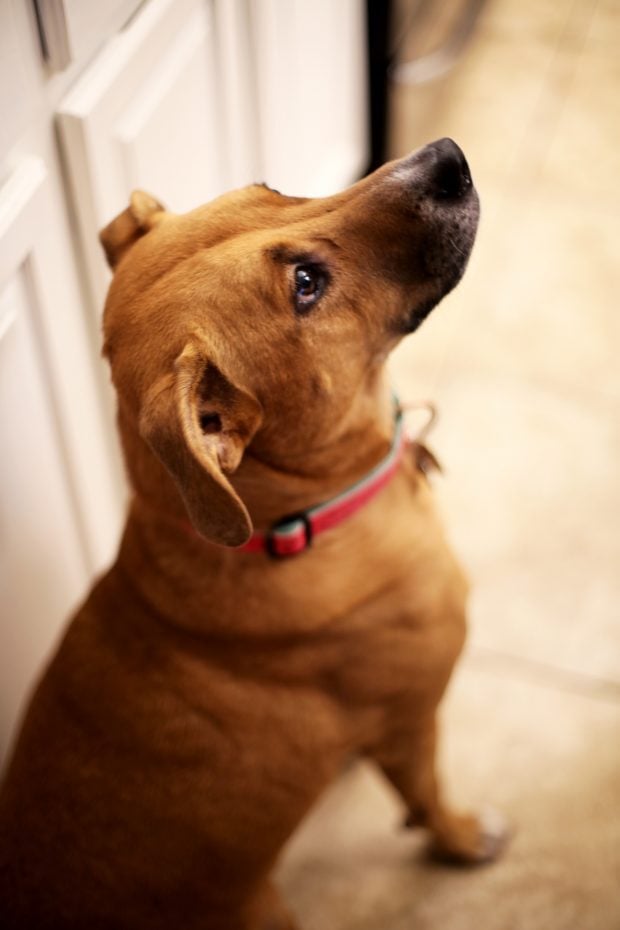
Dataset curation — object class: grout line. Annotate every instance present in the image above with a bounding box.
[463,645,620,705]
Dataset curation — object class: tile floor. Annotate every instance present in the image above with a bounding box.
[277,0,620,926]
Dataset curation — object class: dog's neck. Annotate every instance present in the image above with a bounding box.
[234,408,396,530]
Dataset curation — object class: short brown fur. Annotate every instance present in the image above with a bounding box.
[0,141,506,929]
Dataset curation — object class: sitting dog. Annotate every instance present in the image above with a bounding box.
[0,139,506,929]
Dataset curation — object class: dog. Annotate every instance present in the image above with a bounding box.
[0,138,507,929]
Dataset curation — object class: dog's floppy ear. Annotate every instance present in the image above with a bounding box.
[139,337,262,547]
[100,191,166,270]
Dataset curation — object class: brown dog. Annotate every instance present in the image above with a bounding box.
[0,139,506,929]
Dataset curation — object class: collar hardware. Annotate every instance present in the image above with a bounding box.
[264,511,314,559]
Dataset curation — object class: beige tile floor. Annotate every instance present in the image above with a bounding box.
[277,0,620,926]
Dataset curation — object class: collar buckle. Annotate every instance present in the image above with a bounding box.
[265,511,314,559]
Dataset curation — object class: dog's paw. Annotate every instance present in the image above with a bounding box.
[428,806,510,865]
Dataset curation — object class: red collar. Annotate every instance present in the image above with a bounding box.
[240,410,407,559]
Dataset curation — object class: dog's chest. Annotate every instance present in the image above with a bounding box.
[209,572,465,717]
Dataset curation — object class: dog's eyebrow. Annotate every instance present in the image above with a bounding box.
[268,239,341,265]
[309,236,342,252]
[267,245,315,265]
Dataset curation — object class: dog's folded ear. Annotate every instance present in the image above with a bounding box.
[100,191,166,270]
[139,337,262,547]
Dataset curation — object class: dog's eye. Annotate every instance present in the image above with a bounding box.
[294,265,325,311]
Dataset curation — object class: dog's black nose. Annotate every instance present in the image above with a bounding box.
[426,138,472,200]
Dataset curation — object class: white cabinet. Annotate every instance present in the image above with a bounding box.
[34,0,143,71]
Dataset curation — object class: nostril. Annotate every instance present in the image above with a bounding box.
[428,138,472,200]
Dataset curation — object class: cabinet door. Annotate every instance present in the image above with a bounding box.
[249,0,369,196]
[33,0,143,71]
[0,159,93,762]
[58,0,225,316]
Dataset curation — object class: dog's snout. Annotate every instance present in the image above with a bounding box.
[393,138,473,201]
[427,138,472,200]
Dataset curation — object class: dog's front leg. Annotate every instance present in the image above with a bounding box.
[368,713,508,864]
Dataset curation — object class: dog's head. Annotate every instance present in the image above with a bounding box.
[100,139,479,546]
